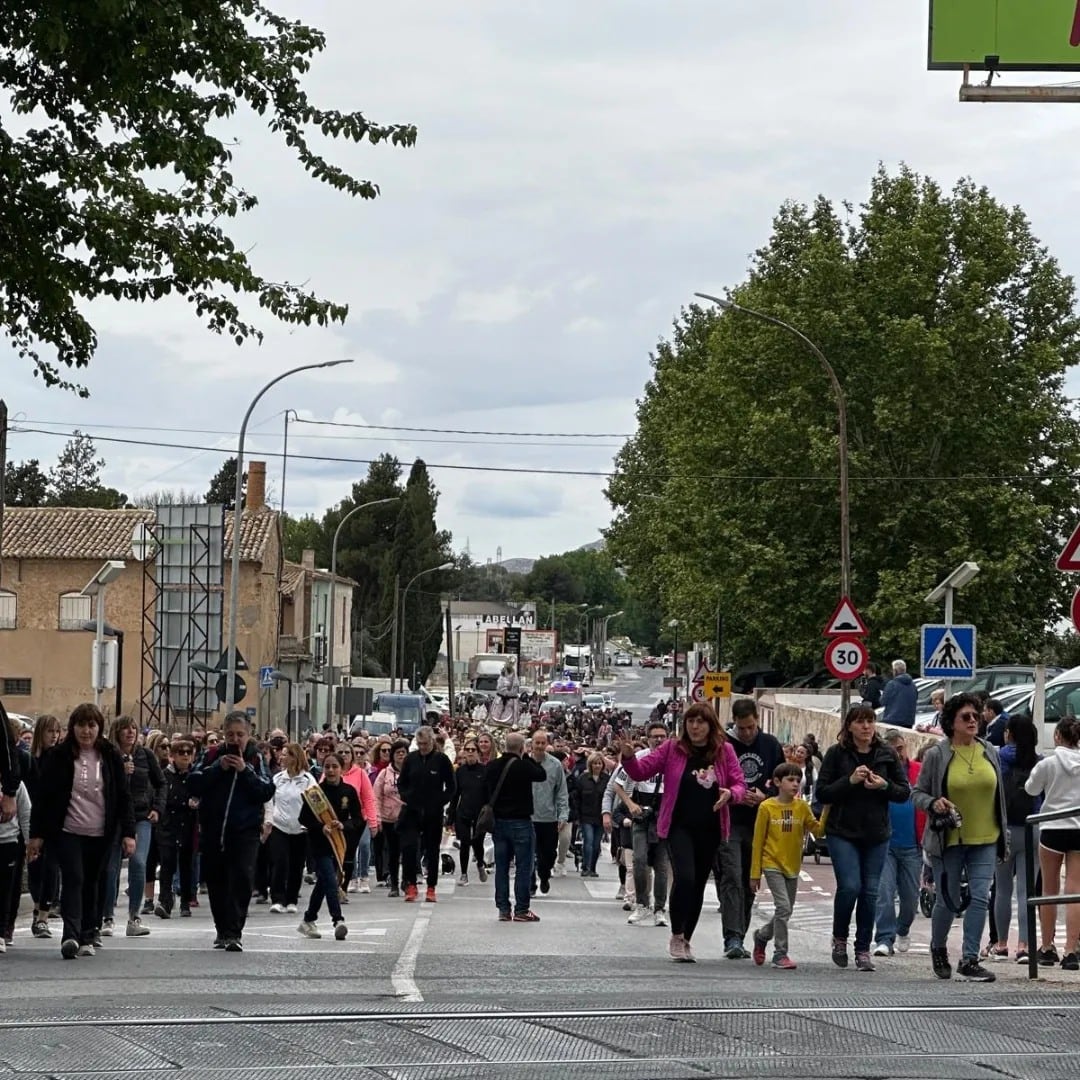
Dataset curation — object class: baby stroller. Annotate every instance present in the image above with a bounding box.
[919,853,935,918]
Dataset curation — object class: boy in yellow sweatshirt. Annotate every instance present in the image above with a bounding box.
[750,763,822,970]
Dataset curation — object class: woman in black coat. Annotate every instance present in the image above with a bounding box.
[28,704,135,959]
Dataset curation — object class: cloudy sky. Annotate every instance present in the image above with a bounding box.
[5,1,1080,562]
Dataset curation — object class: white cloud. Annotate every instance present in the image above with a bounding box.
[452,285,549,324]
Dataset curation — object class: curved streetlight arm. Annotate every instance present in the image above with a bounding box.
[398,561,454,691]
[697,290,852,715]
[325,495,400,725]
[225,358,353,713]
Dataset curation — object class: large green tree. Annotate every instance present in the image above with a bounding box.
[607,166,1080,676]
[1,1,415,393]
[46,431,127,507]
[2,458,48,506]
[380,460,452,685]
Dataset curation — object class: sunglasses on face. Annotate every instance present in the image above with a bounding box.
[957,711,979,721]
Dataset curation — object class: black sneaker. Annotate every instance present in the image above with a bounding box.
[931,946,952,980]
[224,939,243,952]
[831,939,849,968]
[140,898,154,916]
[213,937,225,949]
[1038,945,1060,966]
[1061,952,1080,971]
[956,958,995,982]
[388,887,401,898]
[180,906,192,918]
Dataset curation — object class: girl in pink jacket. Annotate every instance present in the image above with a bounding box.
[619,703,746,963]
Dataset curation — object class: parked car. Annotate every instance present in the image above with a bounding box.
[614,652,632,666]
[639,656,659,668]
[348,692,425,737]
[994,666,1080,742]
[582,694,608,711]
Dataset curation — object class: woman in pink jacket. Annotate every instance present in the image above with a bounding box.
[373,740,408,897]
[338,744,379,894]
[619,702,746,962]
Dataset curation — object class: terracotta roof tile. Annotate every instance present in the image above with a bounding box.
[1,506,277,562]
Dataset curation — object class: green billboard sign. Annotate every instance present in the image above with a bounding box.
[929,0,1080,70]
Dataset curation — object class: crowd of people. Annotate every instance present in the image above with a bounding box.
[1,681,1077,979]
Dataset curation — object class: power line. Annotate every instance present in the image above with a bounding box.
[10,426,1078,484]
[294,418,633,439]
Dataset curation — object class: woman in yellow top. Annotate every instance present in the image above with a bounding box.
[913,693,1008,984]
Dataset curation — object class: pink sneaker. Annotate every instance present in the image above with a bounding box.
[668,934,687,961]
[771,955,797,970]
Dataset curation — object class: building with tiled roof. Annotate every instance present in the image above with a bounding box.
[0,461,296,728]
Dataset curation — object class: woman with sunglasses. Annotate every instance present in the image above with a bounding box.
[447,741,487,885]
[913,693,1007,983]
[373,740,408,897]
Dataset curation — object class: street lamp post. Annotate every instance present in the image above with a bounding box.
[601,610,624,678]
[696,292,852,716]
[668,618,680,702]
[224,359,354,716]
[397,562,454,692]
[324,496,400,731]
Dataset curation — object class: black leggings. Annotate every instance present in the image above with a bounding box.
[666,823,722,942]
[454,815,485,875]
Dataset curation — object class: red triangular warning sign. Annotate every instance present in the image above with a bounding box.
[1058,522,1080,571]
[822,595,868,637]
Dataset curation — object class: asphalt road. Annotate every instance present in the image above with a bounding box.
[3,665,1079,1078]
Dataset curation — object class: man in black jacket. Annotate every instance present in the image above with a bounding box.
[488,731,547,923]
[397,726,454,903]
[190,712,273,952]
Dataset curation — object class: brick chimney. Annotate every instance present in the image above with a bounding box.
[247,460,266,511]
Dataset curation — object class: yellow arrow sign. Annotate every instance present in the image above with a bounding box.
[704,672,731,699]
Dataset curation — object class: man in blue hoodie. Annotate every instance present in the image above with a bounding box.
[881,660,918,729]
[190,712,274,952]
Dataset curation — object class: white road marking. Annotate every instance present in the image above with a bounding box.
[799,870,813,882]
[391,907,432,1002]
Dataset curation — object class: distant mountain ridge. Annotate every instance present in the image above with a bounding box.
[498,538,604,576]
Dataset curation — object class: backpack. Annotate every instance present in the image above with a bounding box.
[1002,764,1035,826]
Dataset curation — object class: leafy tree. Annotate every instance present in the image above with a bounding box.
[206,457,245,510]
[3,459,49,506]
[1,2,415,394]
[281,513,324,564]
[608,166,1080,676]
[46,431,127,507]
[380,460,452,684]
[451,553,523,604]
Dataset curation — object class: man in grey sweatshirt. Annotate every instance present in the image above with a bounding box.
[529,730,569,896]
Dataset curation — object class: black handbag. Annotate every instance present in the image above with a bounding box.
[475,758,514,835]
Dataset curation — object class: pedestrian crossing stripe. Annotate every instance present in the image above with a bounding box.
[920,623,976,679]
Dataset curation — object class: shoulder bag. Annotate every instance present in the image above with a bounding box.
[475,758,514,835]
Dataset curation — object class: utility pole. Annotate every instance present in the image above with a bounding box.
[445,606,455,720]
[0,399,7,590]
[389,574,400,693]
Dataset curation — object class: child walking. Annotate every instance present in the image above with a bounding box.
[750,763,822,970]
[297,752,362,941]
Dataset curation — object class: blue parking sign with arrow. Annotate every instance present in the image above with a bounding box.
[920,624,976,680]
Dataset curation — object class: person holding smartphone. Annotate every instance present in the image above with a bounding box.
[189,712,274,952]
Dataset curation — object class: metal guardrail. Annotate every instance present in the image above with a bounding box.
[1024,804,1080,980]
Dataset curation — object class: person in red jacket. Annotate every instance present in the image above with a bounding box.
[872,730,926,957]
[618,703,747,963]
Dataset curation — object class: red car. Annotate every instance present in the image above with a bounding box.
[639,655,659,668]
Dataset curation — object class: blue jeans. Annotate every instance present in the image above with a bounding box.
[494,818,535,916]
[994,824,1033,946]
[303,853,343,925]
[580,822,602,875]
[357,829,372,879]
[874,845,922,946]
[103,818,153,921]
[829,835,889,952]
[930,842,996,962]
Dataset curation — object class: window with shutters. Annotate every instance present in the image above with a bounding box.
[0,591,14,630]
[59,592,91,631]
[1,678,31,696]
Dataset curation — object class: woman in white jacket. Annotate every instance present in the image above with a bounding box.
[1025,717,1080,970]
[262,743,316,915]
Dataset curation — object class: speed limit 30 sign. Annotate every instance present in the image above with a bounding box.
[823,635,867,681]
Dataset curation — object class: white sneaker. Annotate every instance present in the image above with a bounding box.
[297,921,321,939]
[0,938,6,954]
[359,880,371,895]
[654,909,668,927]
[896,934,910,954]
[286,904,298,914]
[101,919,114,937]
[126,918,150,937]
[615,886,625,901]
[269,903,285,914]
[347,880,359,894]
[872,942,892,957]
[627,904,651,925]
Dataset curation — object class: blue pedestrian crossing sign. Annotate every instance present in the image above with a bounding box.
[259,665,275,689]
[920,624,976,679]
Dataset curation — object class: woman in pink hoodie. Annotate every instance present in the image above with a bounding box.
[619,702,746,963]
[338,744,379,895]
